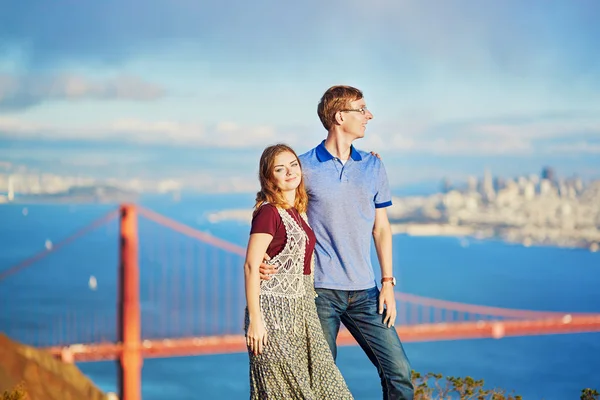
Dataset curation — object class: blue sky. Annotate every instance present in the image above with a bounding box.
[1,0,599,191]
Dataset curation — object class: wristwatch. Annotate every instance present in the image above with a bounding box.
[381,277,396,286]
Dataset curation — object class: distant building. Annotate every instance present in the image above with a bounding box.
[524,182,535,200]
[493,176,505,192]
[441,177,452,193]
[7,175,14,202]
[479,168,495,202]
[528,174,540,186]
[467,176,478,193]
[540,179,554,197]
[541,166,556,183]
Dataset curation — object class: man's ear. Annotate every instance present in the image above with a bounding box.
[334,111,344,125]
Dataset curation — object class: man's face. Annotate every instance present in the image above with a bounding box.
[339,98,373,140]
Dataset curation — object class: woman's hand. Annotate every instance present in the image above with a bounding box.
[370,151,382,159]
[246,315,268,355]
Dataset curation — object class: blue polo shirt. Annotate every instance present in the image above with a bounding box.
[299,141,393,290]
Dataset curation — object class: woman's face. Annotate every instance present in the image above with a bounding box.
[272,151,302,193]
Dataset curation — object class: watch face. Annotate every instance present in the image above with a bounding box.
[392,277,397,286]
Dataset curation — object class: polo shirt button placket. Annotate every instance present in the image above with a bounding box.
[341,160,350,182]
[339,163,346,182]
[332,158,343,181]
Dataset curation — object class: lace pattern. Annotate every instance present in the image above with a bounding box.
[259,206,310,333]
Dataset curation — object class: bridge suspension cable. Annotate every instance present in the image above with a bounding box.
[137,206,246,257]
[0,209,119,282]
[395,292,584,319]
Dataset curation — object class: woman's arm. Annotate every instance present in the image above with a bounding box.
[244,232,273,355]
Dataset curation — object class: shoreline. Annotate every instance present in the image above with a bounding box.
[205,208,600,252]
[2,201,598,252]
[391,223,600,252]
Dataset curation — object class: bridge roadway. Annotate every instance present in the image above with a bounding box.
[45,314,600,362]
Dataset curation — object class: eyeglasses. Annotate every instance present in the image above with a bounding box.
[340,107,369,115]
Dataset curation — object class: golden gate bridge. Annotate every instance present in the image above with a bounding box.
[1,204,599,400]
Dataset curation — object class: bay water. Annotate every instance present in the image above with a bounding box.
[0,193,598,399]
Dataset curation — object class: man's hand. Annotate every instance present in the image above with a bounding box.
[258,254,278,280]
[378,284,397,328]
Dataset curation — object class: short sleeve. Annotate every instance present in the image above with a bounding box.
[374,160,393,208]
[250,204,281,236]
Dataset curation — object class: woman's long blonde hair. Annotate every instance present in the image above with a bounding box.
[254,144,308,215]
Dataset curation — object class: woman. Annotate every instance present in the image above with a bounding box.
[244,144,353,399]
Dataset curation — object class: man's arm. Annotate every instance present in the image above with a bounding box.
[372,207,396,328]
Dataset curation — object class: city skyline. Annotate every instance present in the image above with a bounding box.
[0,162,596,198]
[1,0,599,187]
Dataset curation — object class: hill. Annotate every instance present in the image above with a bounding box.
[0,334,107,400]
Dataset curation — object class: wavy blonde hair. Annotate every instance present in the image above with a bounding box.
[254,144,308,215]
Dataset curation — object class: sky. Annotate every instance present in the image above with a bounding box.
[1,0,599,192]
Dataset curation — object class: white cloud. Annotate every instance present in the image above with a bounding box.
[0,116,291,148]
[216,122,238,132]
[544,142,600,154]
[2,112,600,157]
[473,119,600,140]
[363,114,600,156]
[0,73,165,110]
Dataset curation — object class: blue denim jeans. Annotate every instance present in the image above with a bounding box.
[315,286,414,400]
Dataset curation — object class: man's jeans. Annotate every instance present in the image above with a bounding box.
[315,286,414,400]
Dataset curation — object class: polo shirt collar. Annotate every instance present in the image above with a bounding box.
[315,140,362,162]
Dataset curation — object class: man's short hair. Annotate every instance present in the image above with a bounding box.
[317,85,363,131]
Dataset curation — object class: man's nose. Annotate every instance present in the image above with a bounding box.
[366,110,374,119]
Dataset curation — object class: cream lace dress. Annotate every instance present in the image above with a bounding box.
[245,206,353,399]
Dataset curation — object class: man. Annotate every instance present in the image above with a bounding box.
[262,85,414,399]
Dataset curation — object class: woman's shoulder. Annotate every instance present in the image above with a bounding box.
[252,203,281,221]
[255,202,279,213]
[251,203,283,234]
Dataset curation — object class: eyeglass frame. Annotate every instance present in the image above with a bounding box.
[339,107,369,115]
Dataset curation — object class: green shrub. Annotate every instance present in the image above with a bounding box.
[411,371,594,400]
[412,371,522,399]
[581,388,600,400]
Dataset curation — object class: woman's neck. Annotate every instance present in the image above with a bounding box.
[283,190,296,207]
